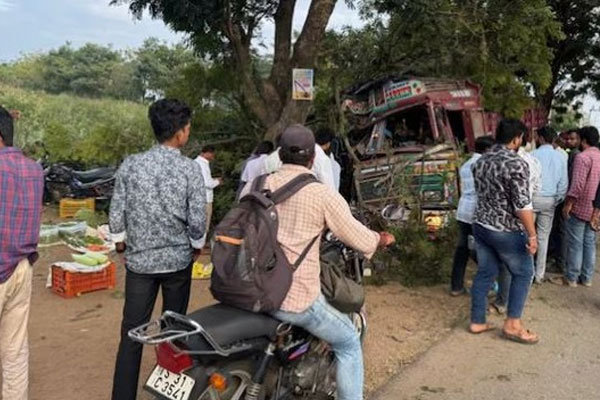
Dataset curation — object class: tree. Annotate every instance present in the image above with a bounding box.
[356,0,563,116]
[113,0,341,139]
[542,1,600,112]
[133,38,197,100]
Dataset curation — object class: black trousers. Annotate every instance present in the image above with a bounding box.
[451,221,473,292]
[111,264,192,400]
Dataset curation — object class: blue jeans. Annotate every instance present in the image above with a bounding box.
[273,295,362,400]
[471,225,534,324]
[565,216,597,283]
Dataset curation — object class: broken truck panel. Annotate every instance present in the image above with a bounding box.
[342,76,546,228]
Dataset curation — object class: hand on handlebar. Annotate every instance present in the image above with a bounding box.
[378,232,396,248]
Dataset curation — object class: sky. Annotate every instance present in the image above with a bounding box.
[0,0,598,126]
[0,0,362,61]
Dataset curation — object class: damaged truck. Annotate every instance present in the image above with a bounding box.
[340,76,546,230]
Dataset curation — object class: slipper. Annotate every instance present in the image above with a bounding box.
[469,323,496,334]
[502,329,539,345]
[489,303,506,315]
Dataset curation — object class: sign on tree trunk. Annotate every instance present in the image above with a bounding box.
[292,69,314,101]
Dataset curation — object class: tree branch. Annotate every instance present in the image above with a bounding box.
[292,0,337,67]
[270,0,297,91]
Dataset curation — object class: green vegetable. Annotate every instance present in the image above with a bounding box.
[84,235,104,245]
[72,254,99,266]
[85,252,108,264]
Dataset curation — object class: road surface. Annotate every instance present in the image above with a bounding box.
[374,276,600,400]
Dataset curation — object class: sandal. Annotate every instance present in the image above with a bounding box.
[502,329,539,345]
[469,323,496,334]
[489,303,506,315]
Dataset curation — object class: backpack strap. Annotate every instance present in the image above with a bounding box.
[292,233,321,271]
[252,174,269,193]
[270,174,319,205]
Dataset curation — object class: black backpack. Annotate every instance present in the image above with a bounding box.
[210,173,320,312]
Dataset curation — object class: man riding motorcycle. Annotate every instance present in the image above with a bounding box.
[241,124,396,400]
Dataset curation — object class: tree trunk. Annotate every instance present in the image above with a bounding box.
[232,0,337,141]
[264,100,313,141]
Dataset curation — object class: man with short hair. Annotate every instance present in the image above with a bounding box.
[263,133,336,190]
[562,126,600,287]
[195,145,221,241]
[240,140,274,189]
[245,124,395,400]
[450,136,494,296]
[110,99,207,399]
[0,106,43,400]
[531,127,568,283]
[470,119,538,344]
[315,127,342,192]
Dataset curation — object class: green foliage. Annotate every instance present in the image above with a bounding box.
[0,83,153,166]
[323,0,564,117]
[544,1,600,110]
[372,214,458,287]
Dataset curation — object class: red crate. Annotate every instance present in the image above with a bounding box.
[51,263,116,298]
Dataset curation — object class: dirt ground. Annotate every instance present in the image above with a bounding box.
[1,209,470,399]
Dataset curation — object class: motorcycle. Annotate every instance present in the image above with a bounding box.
[129,233,367,400]
[43,162,116,203]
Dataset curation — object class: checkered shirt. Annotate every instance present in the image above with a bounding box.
[0,147,44,283]
[260,164,380,313]
[567,147,600,222]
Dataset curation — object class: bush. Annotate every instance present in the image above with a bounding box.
[371,213,458,287]
[1,83,153,166]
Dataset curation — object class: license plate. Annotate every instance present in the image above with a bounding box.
[145,365,195,400]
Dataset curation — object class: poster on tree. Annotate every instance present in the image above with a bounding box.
[292,69,314,101]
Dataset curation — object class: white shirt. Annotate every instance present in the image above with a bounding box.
[517,147,542,198]
[262,145,336,190]
[194,156,220,203]
[330,153,341,192]
[456,153,481,224]
[241,154,268,183]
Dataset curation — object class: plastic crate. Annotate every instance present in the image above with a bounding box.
[51,263,116,298]
[59,198,95,219]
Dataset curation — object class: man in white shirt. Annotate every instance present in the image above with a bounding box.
[263,133,336,190]
[450,136,494,296]
[316,128,342,192]
[195,145,221,246]
[240,141,274,188]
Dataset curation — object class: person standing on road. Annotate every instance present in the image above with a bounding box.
[195,145,221,245]
[531,127,568,284]
[470,119,539,345]
[565,129,582,181]
[239,140,274,192]
[562,126,600,287]
[0,106,44,400]
[263,136,337,190]
[449,136,494,296]
[110,99,206,400]
[315,127,342,192]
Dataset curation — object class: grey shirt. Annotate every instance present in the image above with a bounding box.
[109,145,206,274]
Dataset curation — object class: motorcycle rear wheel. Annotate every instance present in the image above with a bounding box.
[197,360,265,400]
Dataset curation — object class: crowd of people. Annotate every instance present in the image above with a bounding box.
[452,119,600,344]
[2,95,600,399]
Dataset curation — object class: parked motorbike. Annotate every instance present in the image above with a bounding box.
[129,233,367,400]
[43,162,116,203]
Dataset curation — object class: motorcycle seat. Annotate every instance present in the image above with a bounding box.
[182,304,281,350]
[75,176,115,190]
[73,167,116,183]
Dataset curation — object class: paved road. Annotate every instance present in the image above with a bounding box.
[374,276,600,400]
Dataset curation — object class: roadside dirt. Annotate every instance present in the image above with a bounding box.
[1,208,468,399]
